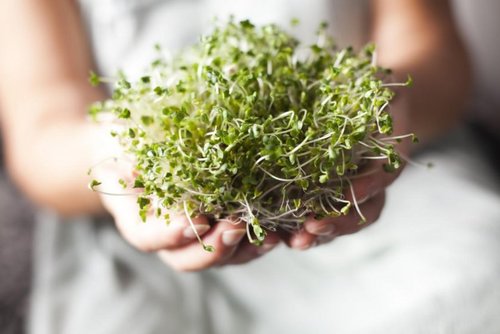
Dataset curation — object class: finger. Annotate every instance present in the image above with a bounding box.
[285,228,317,250]
[335,191,385,235]
[346,98,410,203]
[344,159,403,204]
[103,195,211,252]
[305,191,386,237]
[157,219,248,272]
[224,232,281,265]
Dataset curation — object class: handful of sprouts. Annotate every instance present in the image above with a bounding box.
[89,20,412,250]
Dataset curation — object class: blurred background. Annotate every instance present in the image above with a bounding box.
[0,137,34,333]
[0,1,499,333]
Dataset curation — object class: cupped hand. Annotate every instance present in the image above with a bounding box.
[88,121,281,271]
[287,162,395,249]
[92,144,280,272]
[287,99,411,249]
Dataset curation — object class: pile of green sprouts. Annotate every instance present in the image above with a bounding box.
[89,19,413,250]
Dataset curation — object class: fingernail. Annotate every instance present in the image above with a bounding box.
[291,237,312,250]
[222,229,246,246]
[308,224,336,236]
[257,243,278,255]
[183,224,210,239]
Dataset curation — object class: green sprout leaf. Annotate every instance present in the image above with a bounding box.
[137,196,150,210]
[141,115,154,126]
[290,18,300,27]
[240,19,255,29]
[89,71,101,87]
[405,75,413,87]
[118,108,131,119]
[88,179,101,191]
[203,244,216,252]
[118,179,127,189]
[133,178,145,189]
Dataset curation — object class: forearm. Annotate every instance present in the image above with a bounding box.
[371,0,471,145]
[0,0,107,215]
[1,84,107,215]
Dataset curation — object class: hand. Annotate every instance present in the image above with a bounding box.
[92,139,280,272]
[287,100,411,249]
[287,164,394,249]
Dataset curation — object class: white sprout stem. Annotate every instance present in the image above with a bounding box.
[330,119,348,148]
[264,208,301,221]
[253,155,270,168]
[379,133,415,142]
[334,49,347,67]
[381,82,409,87]
[358,140,376,149]
[258,166,312,182]
[287,134,312,156]
[324,195,341,214]
[259,181,291,200]
[346,178,367,223]
[283,131,337,159]
[371,49,378,67]
[88,156,121,171]
[319,196,329,214]
[92,189,139,197]
[243,196,256,219]
[179,187,216,197]
[183,201,206,246]
[375,101,389,133]
[271,110,294,122]
[304,131,335,146]
[242,196,258,243]
[368,138,391,154]
[176,129,190,158]
[245,220,254,244]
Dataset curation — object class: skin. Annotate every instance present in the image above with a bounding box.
[0,0,470,271]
